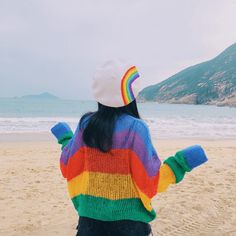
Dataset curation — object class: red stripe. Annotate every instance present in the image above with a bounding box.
[60,146,160,198]
[130,150,160,198]
[60,161,67,178]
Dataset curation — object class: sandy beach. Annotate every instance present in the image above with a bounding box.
[0,134,236,236]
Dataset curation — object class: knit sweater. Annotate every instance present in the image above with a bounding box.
[59,114,185,223]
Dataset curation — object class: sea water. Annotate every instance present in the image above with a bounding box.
[0,98,235,139]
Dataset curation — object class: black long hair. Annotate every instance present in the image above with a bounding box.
[79,99,141,153]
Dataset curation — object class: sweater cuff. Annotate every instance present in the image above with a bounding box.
[175,145,208,171]
[174,151,192,172]
[58,132,73,150]
[163,156,186,183]
[51,122,72,141]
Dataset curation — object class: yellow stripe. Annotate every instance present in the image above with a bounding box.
[133,182,153,211]
[67,171,153,212]
[125,67,137,79]
[68,171,139,199]
[68,171,152,211]
[157,164,176,193]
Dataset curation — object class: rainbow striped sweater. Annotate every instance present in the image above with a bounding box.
[58,114,191,223]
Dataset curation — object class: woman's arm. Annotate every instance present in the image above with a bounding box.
[130,120,208,198]
[157,164,176,193]
[51,122,73,150]
[51,122,75,178]
[157,145,208,193]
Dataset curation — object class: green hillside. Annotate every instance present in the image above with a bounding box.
[138,43,236,106]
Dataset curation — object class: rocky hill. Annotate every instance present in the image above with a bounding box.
[138,43,236,107]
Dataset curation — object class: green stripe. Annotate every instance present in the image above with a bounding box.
[164,156,186,183]
[58,131,73,150]
[71,194,156,223]
[58,131,73,144]
[174,151,192,172]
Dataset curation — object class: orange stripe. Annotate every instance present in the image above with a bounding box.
[61,146,159,198]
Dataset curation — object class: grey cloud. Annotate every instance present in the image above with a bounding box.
[0,0,236,99]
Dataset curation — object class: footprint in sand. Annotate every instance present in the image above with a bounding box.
[156,198,228,236]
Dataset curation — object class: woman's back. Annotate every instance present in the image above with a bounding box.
[60,113,161,223]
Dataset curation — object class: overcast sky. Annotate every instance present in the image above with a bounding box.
[0,0,236,99]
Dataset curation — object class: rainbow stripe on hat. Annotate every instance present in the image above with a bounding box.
[121,66,140,105]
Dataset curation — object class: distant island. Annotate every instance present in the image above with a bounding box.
[14,92,60,100]
[137,43,236,107]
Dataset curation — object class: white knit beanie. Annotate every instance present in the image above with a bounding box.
[92,59,142,108]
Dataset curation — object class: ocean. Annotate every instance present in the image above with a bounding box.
[0,98,236,139]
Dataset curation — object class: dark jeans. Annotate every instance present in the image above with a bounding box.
[76,216,153,236]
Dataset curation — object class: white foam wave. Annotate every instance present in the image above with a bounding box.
[0,116,236,138]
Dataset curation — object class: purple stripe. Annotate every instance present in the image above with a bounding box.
[60,129,161,177]
[60,129,84,165]
[112,131,161,177]
[128,73,139,100]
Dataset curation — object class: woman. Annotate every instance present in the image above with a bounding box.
[51,60,208,236]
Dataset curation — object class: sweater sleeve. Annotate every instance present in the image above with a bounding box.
[59,114,94,179]
[130,120,208,197]
[59,124,81,178]
[157,163,182,193]
[157,145,208,193]
[130,120,161,206]
[129,119,179,197]
[157,155,187,193]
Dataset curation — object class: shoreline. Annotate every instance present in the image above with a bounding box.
[0,132,236,143]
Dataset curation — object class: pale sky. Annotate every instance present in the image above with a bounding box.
[0,0,236,99]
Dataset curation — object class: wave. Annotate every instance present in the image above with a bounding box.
[0,116,236,139]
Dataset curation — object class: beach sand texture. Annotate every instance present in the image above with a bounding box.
[0,138,236,236]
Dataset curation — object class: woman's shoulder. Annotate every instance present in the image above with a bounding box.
[116,114,148,132]
[120,114,147,125]
[78,112,94,129]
